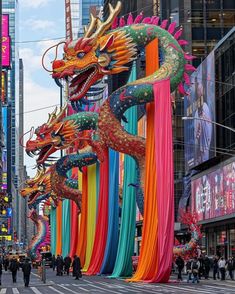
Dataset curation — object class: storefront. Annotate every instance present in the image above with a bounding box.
[191,158,235,259]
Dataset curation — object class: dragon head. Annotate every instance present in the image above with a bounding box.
[51,1,136,101]
[20,168,56,207]
[26,105,78,165]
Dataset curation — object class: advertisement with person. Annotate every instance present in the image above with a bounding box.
[192,160,235,221]
[184,51,215,171]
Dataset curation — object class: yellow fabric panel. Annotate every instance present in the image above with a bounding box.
[83,164,97,271]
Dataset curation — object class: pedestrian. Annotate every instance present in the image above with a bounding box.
[226,257,234,280]
[22,258,31,287]
[175,255,184,281]
[186,259,192,283]
[52,255,56,271]
[191,257,200,283]
[9,257,19,283]
[213,256,219,280]
[219,257,226,280]
[204,255,211,279]
[4,257,9,271]
[64,255,72,275]
[72,255,81,280]
[0,258,2,286]
[56,255,63,276]
[198,255,204,279]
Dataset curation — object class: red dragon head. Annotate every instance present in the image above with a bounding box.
[51,1,136,101]
[25,105,78,165]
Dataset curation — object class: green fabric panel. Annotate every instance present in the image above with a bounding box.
[62,199,71,257]
[50,207,57,256]
[110,62,137,277]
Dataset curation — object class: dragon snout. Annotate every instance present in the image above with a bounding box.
[52,60,66,70]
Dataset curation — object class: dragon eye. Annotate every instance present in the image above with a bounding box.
[77,52,85,59]
[40,134,45,139]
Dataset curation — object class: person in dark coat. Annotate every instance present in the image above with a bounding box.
[175,255,184,281]
[56,255,64,276]
[52,255,56,271]
[4,257,9,271]
[22,258,31,287]
[0,259,2,285]
[64,255,72,275]
[213,256,219,280]
[198,255,204,279]
[72,255,81,280]
[9,257,19,283]
[204,255,211,279]
[227,257,234,280]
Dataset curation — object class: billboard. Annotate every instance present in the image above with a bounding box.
[2,15,9,36]
[1,71,7,105]
[191,160,235,221]
[184,51,215,171]
[2,36,11,67]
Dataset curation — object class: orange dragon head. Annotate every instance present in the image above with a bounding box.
[51,1,136,101]
[25,105,79,165]
[20,168,58,208]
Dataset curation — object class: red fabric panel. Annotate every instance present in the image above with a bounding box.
[153,79,174,282]
[86,148,109,275]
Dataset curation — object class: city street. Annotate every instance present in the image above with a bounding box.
[1,269,235,293]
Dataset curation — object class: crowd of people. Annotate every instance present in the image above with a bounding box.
[0,256,31,287]
[175,255,235,283]
[52,254,82,280]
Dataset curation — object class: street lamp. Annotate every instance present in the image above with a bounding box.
[182,116,235,134]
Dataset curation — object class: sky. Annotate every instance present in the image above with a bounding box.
[18,0,65,177]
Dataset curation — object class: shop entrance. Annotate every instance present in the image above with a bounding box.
[216,244,228,259]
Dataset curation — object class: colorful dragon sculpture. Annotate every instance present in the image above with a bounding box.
[27,2,195,216]
[27,209,50,261]
[173,211,202,259]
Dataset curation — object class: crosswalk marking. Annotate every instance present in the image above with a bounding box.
[82,281,125,294]
[0,289,6,294]
[161,284,214,294]
[48,286,64,294]
[31,287,43,294]
[12,288,19,294]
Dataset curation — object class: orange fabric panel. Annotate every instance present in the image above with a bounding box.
[130,38,159,281]
[55,201,62,255]
[76,167,88,267]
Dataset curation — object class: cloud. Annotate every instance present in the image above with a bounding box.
[20,0,54,8]
[23,19,56,32]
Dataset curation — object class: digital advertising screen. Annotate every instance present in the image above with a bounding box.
[184,51,215,171]
[191,160,235,221]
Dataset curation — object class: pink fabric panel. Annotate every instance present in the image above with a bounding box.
[153,78,174,282]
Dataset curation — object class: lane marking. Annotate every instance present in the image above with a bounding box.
[12,288,20,294]
[48,286,65,294]
[31,287,43,294]
[97,281,140,293]
[57,284,80,294]
[161,284,214,294]
[82,280,123,294]
[31,272,40,278]
[0,289,6,294]
[71,284,89,292]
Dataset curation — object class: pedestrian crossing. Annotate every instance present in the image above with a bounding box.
[1,280,235,293]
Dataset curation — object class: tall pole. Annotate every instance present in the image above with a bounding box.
[0,0,3,188]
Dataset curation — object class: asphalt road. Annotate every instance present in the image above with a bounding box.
[1,268,235,293]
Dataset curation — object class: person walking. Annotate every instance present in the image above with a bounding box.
[72,255,81,280]
[191,257,200,283]
[0,258,2,286]
[56,255,64,276]
[186,259,192,283]
[213,256,219,280]
[52,255,56,271]
[219,257,226,280]
[9,257,19,283]
[227,257,234,280]
[64,255,72,275]
[22,258,31,287]
[4,257,9,271]
[175,255,184,281]
[204,255,211,279]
